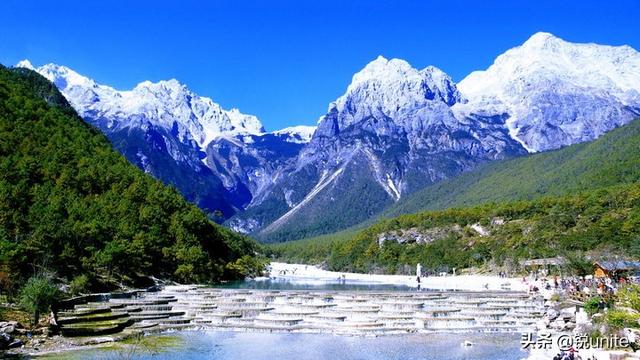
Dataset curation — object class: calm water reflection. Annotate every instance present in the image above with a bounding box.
[69,331,528,360]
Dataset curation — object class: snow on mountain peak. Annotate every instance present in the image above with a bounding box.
[331,56,462,123]
[134,78,186,95]
[272,125,317,143]
[457,32,640,152]
[226,108,265,135]
[30,63,98,91]
[460,32,640,98]
[17,60,265,149]
[521,31,559,48]
[15,59,34,70]
[349,56,416,85]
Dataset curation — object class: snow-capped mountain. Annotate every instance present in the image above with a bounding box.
[19,60,265,148]
[18,60,312,218]
[231,34,640,240]
[456,32,640,152]
[229,56,526,239]
[17,32,640,240]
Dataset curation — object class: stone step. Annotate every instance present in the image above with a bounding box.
[157,317,193,325]
[109,299,174,306]
[377,313,415,320]
[60,319,134,337]
[253,317,303,327]
[380,319,416,327]
[380,303,424,311]
[198,312,243,324]
[216,302,274,310]
[225,317,256,326]
[480,320,517,326]
[176,305,218,311]
[332,307,380,314]
[126,304,174,312]
[58,311,129,325]
[58,307,111,317]
[458,311,507,320]
[267,310,319,317]
[339,320,383,328]
[417,309,462,317]
[131,321,158,329]
[129,314,171,322]
[136,310,185,317]
[418,317,477,329]
[308,314,347,321]
[75,303,123,311]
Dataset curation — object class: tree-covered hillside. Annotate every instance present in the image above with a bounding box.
[0,66,262,295]
[329,183,640,274]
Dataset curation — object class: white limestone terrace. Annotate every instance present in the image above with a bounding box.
[54,285,543,338]
[162,286,545,335]
[267,262,528,292]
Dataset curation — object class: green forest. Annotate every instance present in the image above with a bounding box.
[0,66,264,297]
[327,183,640,274]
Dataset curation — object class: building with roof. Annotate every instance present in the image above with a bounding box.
[594,260,640,279]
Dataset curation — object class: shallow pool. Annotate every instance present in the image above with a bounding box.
[62,331,528,360]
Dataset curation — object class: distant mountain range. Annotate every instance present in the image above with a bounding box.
[17,59,315,219]
[18,32,640,242]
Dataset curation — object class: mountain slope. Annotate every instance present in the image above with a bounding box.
[384,118,640,218]
[232,57,526,241]
[274,119,640,271]
[0,65,261,292]
[328,182,640,274]
[270,118,640,265]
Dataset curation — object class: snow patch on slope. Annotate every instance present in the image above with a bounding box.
[272,125,317,143]
[263,166,346,233]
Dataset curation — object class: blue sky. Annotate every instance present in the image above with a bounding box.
[1,1,639,130]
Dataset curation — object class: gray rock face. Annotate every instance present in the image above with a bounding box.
[377,225,463,247]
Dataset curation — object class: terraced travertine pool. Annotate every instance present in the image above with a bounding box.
[55,285,545,337]
[46,284,545,359]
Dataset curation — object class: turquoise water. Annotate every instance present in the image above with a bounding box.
[66,331,527,360]
[216,278,421,292]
